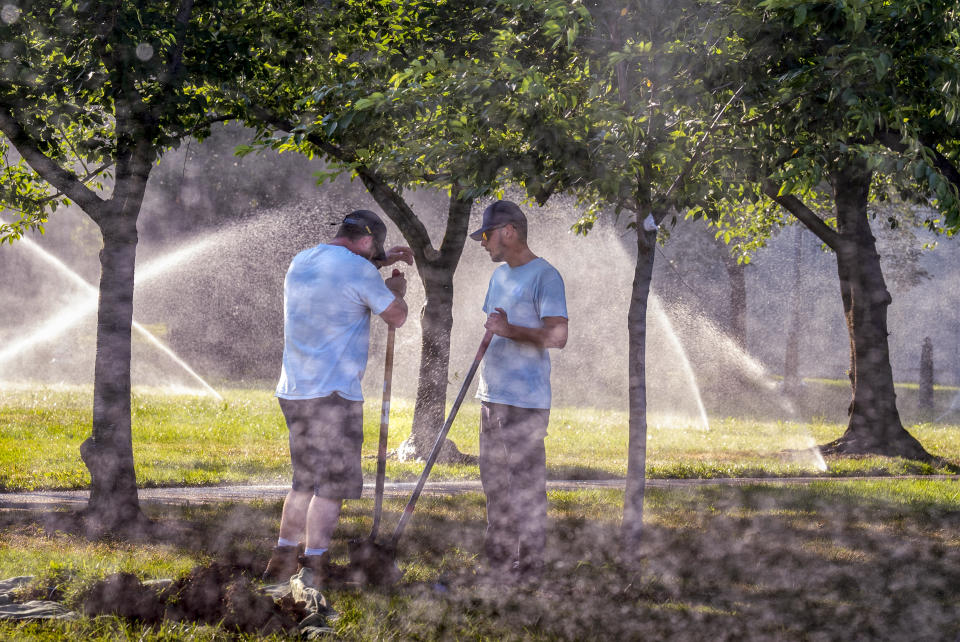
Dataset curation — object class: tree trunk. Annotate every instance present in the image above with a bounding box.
[824,162,930,459]
[79,131,153,530]
[783,226,803,395]
[396,263,458,460]
[720,247,747,348]
[358,177,473,461]
[403,195,474,462]
[621,225,657,561]
[79,212,144,528]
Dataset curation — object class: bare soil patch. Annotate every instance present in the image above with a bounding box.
[79,564,305,634]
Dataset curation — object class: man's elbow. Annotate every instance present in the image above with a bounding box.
[380,299,408,328]
[545,327,568,349]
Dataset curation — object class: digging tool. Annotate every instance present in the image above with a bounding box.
[346,270,400,581]
[348,329,495,584]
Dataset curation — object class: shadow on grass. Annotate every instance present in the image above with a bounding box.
[2,483,960,640]
[547,464,623,480]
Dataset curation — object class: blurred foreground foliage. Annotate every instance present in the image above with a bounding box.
[1,481,958,639]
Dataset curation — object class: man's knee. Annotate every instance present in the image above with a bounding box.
[286,488,314,504]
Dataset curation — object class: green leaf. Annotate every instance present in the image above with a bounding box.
[873,53,891,81]
[792,4,807,26]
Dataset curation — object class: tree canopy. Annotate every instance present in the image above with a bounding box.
[700,0,960,458]
[234,0,597,459]
[0,0,317,526]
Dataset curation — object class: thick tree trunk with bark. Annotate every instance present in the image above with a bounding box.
[77,132,154,529]
[402,263,457,458]
[824,163,929,458]
[358,176,473,461]
[621,225,657,560]
[404,196,475,462]
[79,211,144,528]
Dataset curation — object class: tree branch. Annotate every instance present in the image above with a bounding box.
[170,114,235,141]
[761,180,840,251]
[165,0,195,86]
[24,161,115,209]
[355,166,436,258]
[251,107,438,258]
[877,130,960,197]
[436,184,472,267]
[0,105,106,216]
[653,84,744,223]
[919,138,960,192]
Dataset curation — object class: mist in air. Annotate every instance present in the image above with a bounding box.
[2,124,959,429]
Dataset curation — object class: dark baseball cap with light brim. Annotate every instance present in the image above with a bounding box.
[469,200,527,241]
[340,209,387,262]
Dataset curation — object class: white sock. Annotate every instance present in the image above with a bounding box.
[277,537,298,548]
[304,547,328,557]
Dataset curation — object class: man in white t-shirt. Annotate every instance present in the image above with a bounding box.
[262,209,412,584]
[470,200,568,579]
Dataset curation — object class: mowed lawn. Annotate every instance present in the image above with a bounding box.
[1,383,959,491]
[2,385,959,640]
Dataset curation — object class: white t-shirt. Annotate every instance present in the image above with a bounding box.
[476,257,567,409]
[275,244,396,401]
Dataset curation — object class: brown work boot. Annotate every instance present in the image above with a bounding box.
[296,552,332,588]
[261,544,302,583]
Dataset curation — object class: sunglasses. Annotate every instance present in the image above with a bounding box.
[481,224,509,242]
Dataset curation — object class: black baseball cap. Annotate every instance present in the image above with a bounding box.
[340,209,387,262]
[469,200,527,241]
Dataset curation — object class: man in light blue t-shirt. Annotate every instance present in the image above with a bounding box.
[262,209,412,585]
[470,200,568,579]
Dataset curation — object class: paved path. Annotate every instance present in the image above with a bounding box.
[2,475,958,509]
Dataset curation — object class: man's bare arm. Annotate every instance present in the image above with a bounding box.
[485,310,567,349]
[380,297,408,328]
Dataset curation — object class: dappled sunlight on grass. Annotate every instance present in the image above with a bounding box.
[0,529,201,609]
[2,385,960,491]
[800,538,871,563]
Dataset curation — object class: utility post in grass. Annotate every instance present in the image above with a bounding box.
[920,337,934,414]
[0,1,311,530]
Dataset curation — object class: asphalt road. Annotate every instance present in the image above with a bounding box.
[2,475,958,510]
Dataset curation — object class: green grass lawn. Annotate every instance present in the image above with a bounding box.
[2,383,959,491]
[1,480,959,640]
[2,384,960,639]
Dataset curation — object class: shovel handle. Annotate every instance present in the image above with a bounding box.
[370,325,395,539]
[370,269,402,539]
[390,329,494,548]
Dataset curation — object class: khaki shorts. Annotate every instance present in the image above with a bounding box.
[278,394,364,499]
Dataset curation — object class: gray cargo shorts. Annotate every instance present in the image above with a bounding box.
[278,394,364,499]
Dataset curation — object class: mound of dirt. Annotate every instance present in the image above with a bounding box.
[80,572,165,623]
[80,563,307,634]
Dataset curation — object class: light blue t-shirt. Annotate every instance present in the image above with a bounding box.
[276,244,396,401]
[476,257,567,409]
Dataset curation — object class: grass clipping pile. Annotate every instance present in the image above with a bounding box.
[79,563,319,636]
